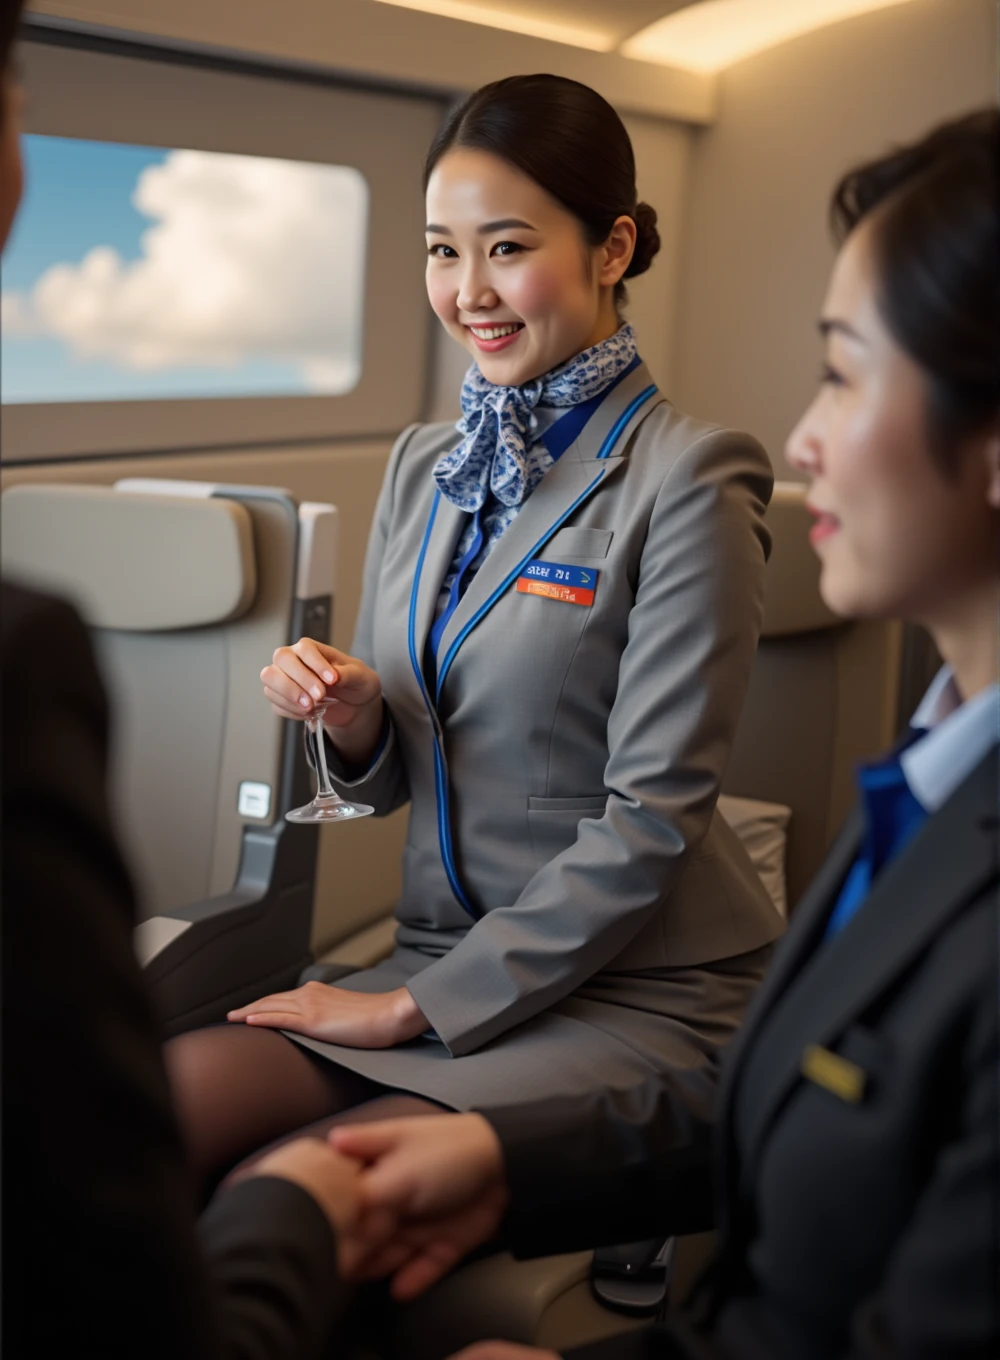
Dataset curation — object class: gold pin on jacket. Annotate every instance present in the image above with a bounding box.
[801,1043,867,1104]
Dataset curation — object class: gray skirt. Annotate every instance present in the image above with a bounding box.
[287,942,772,1112]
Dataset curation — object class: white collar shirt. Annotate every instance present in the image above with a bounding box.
[901,666,999,813]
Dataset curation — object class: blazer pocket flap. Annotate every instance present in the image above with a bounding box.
[544,527,613,560]
[528,795,608,813]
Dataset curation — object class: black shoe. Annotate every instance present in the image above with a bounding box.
[590,1237,673,1316]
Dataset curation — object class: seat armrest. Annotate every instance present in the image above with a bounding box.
[134,915,193,967]
[129,553,337,1038]
[137,884,272,980]
[136,821,315,1038]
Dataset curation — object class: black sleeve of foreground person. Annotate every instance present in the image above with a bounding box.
[1,582,345,1360]
[481,1074,717,1259]
[199,1178,347,1360]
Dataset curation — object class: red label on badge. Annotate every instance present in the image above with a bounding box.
[516,578,595,607]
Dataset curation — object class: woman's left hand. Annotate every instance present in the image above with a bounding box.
[227,982,428,1048]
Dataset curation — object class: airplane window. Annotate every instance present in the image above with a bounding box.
[2,36,442,461]
[1,136,368,405]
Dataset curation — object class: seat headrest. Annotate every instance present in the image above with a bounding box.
[1,484,257,631]
[761,482,841,638]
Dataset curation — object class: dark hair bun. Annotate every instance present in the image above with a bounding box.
[625,201,661,278]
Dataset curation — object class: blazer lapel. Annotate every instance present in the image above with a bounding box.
[715,809,862,1214]
[407,486,468,699]
[573,360,663,464]
[721,811,864,1089]
[432,364,663,696]
[734,746,998,1185]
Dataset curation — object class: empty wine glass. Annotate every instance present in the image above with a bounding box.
[286,698,374,823]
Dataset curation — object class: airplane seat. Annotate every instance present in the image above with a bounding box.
[0,478,340,1036]
[723,480,903,909]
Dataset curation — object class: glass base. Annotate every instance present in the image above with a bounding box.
[285,795,375,824]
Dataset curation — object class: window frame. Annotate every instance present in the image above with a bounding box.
[2,31,446,463]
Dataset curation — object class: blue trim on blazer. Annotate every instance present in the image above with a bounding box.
[408,378,660,920]
[598,384,658,459]
[407,490,478,918]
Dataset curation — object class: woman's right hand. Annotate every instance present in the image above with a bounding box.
[261,637,385,767]
[330,1114,509,1299]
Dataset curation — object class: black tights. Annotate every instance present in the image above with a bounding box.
[163,1023,444,1205]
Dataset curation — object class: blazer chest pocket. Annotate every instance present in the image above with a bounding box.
[527,795,607,862]
[544,527,613,560]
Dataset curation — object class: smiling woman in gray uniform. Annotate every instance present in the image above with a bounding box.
[166,75,783,1194]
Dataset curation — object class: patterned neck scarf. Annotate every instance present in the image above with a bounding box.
[434,323,638,514]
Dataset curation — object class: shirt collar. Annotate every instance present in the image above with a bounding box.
[901,666,999,813]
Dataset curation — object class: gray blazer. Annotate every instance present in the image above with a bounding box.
[301,363,784,1109]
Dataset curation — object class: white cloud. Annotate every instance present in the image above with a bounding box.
[1,150,368,391]
[1,290,40,336]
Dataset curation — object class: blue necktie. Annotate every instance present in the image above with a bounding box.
[824,728,930,940]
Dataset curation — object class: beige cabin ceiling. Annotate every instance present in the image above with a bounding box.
[450,1,697,46]
[27,0,932,120]
[28,0,718,121]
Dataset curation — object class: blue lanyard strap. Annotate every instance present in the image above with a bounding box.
[428,509,485,663]
[407,490,479,919]
[541,354,641,463]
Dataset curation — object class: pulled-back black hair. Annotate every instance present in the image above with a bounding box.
[831,109,1000,473]
[424,74,660,306]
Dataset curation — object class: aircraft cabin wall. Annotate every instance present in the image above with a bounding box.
[2,0,993,957]
[670,0,998,477]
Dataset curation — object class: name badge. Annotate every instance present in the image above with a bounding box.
[516,559,598,607]
[801,1043,867,1104]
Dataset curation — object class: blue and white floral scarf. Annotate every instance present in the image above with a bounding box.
[433,323,638,513]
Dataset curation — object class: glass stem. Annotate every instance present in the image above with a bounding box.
[311,714,339,800]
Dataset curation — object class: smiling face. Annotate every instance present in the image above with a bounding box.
[786,217,999,631]
[424,147,635,387]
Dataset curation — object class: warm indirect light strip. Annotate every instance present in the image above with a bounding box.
[622,0,921,74]
[370,0,615,52]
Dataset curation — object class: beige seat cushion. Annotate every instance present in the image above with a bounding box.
[318,914,399,970]
[0,483,256,630]
[717,793,792,918]
[391,1250,645,1360]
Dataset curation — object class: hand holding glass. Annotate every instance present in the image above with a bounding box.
[286,698,374,823]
